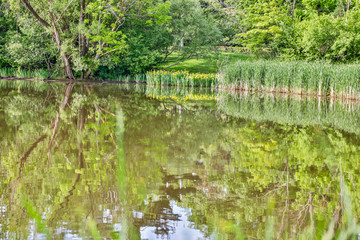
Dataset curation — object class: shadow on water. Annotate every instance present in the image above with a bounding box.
[1,82,360,239]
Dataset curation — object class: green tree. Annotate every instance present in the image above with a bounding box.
[0,1,16,67]
[238,0,293,57]
[159,0,222,70]
[6,0,171,79]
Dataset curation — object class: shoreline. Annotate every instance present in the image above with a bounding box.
[2,76,360,103]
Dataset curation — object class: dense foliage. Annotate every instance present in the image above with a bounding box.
[0,0,221,78]
[1,0,359,80]
[238,0,360,61]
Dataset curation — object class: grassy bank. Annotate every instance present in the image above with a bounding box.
[156,51,253,73]
[218,60,360,100]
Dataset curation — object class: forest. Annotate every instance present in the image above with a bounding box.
[0,0,360,80]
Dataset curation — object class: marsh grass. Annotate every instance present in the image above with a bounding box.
[219,60,360,100]
[146,70,217,88]
[297,183,360,240]
[111,74,146,83]
[0,67,50,80]
[86,218,102,240]
[210,182,360,239]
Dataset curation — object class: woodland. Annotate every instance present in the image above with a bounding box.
[0,0,360,80]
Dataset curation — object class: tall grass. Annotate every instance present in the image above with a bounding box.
[146,70,217,88]
[218,60,360,100]
[111,74,146,83]
[0,67,50,80]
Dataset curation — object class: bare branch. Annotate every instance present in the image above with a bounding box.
[99,48,120,58]
[355,0,360,8]
[56,0,76,24]
[106,1,121,21]
[346,0,352,12]
[339,0,346,15]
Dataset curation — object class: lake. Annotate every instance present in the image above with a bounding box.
[1,82,360,239]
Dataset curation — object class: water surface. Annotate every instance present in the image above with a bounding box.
[1,83,360,239]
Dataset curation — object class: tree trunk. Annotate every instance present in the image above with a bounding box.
[80,0,86,57]
[21,0,51,28]
[291,0,296,18]
[21,0,75,80]
[50,12,75,80]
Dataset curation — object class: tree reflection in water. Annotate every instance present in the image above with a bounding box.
[1,83,360,239]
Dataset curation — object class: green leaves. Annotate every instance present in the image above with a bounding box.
[237,0,292,56]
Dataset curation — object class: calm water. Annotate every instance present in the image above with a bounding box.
[1,83,360,239]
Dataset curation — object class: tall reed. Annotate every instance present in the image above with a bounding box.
[218,60,360,100]
[0,67,50,80]
[146,70,217,88]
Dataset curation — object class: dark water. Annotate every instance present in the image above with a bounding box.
[1,83,360,239]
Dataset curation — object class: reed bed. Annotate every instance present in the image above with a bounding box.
[146,70,217,88]
[0,67,50,80]
[111,74,146,83]
[218,60,360,100]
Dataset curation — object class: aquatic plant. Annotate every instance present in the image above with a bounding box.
[0,67,50,79]
[0,67,16,77]
[218,60,360,100]
[146,70,218,88]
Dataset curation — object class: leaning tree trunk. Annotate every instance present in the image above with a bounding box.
[21,0,75,80]
[49,12,75,80]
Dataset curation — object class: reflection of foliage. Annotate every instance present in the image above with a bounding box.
[146,70,218,87]
[1,84,360,239]
[0,84,120,239]
[218,92,360,135]
[181,118,360,239]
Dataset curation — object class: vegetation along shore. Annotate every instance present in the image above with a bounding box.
[1,0,360,100]
[3,59,360,101]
